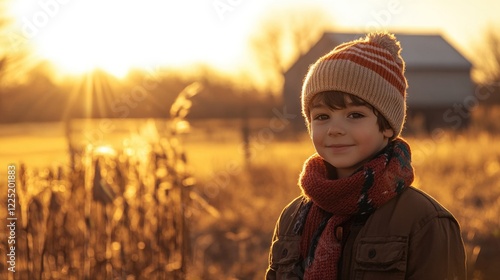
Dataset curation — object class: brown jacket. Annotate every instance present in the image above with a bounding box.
[266,187,467,280]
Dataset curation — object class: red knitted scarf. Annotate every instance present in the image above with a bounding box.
[298,138,414,280]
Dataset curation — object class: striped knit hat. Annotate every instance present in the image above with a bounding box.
[302,32,408,136]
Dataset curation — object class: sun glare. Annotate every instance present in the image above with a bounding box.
[8,0,242,78]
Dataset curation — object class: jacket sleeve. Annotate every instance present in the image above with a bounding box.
[265,210,281,280]
[407,213,467,280]
[265,196,306,280]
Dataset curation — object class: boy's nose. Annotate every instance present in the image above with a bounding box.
[327,123,346,136]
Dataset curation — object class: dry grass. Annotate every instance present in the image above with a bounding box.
[0,84,203,280]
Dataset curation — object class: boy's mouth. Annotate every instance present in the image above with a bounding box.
[328,144,354,148]
[327,144,355,152]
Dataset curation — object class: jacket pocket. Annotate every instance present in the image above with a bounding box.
[270,235,302,279]
[355,236,408,275]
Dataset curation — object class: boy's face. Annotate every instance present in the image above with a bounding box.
[310,98,394,179]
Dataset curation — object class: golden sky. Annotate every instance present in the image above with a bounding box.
[5,0,500,78]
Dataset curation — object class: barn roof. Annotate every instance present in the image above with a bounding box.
[291,32,472,71]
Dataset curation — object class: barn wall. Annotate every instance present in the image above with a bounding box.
[406,69,474,106]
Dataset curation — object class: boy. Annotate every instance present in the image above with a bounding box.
[266,32,467,279]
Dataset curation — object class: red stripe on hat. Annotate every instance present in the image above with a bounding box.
[353,43,402,68]
[324,46,406,94]
[355,42,398,62]
[339,47,402,78]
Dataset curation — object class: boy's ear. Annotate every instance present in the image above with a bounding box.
[383,128,394,139]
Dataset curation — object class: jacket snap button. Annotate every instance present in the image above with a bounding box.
[281,248,288,258]
[368,249,377,259]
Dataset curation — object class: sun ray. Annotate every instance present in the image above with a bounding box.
[84,73,93,119]
[94,71,118,118]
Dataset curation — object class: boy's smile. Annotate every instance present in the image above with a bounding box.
[310,101,394,178]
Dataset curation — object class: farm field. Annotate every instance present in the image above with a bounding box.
[0,119,499,279]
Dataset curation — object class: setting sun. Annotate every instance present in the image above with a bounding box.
[7,0,250,77]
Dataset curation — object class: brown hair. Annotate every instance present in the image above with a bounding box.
[310,91,392,133]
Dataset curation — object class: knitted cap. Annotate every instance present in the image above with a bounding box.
[301,32,408,136]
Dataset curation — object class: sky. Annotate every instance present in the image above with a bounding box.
[5,0,500,78]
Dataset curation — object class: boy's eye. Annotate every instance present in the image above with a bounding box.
[313,114,329,121]
[348,112,365,119]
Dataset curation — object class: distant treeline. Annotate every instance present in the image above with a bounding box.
[0,68,279,123]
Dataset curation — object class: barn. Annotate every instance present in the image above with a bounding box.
[283,32,474,133]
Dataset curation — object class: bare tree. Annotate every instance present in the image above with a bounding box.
[473,26,500,84]
[471,25,500,106]
[249,6,335,95]
[0,0,34,87]
[0,0,10,82]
